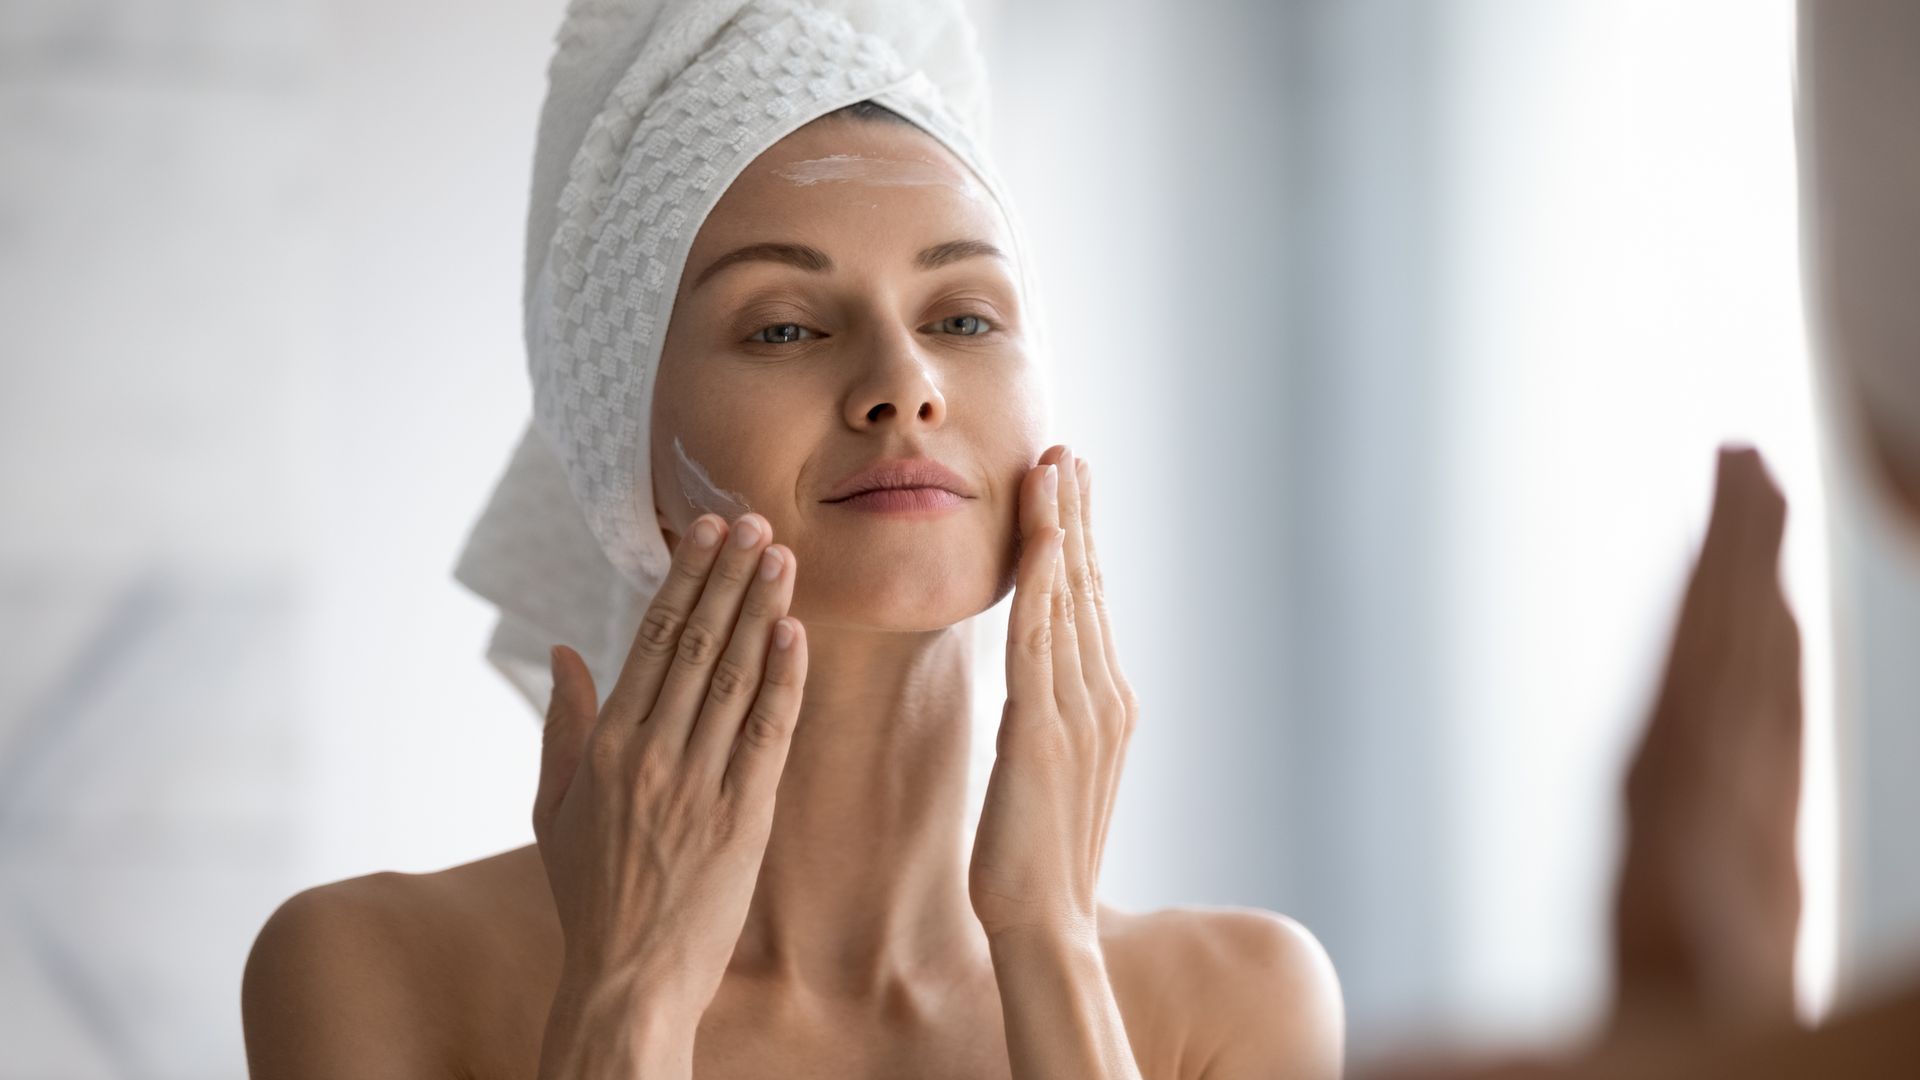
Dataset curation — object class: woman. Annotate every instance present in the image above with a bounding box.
[241,2,1342,1077]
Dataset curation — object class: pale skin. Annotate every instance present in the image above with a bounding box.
[241,109,1343,1079]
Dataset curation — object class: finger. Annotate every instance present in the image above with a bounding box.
[1044,527,1098,866]
[1078,457,1125,687]
[603,512,729,727]
[684,542,796,778]
[1698,446,1794,722]
[648,512,776,751]
[1629,444,1791,828]
[1007,464,1065,709]
[1653,446,1788,738]
[1053,447,1111,692]
[722,616,809,808]
[534,644,597,840]
[1702,444,1788,597]
[1049,510,1088,718]
[1079,455,1134,877]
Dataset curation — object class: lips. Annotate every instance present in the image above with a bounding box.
[832,487,967,512]
[821,456,973,503]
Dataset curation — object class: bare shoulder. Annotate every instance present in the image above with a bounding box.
[1099,902,1343,1080]
[242,851,536,1080]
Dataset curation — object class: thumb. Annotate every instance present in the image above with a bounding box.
[534,643,597,839]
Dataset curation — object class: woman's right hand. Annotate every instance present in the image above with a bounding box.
[532,510,808,1022]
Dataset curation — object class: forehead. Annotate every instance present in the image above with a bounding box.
[690,116,1013,259]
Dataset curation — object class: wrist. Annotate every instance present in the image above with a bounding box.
[983,913,1099,952]
[985,920,1107,978]
[542,964,703,1079]
[561,946,712,1012]
[985,920,1138,1077]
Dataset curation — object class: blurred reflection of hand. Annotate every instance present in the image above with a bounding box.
[1363,444,1805,1080]
[1609,444,1803,1039]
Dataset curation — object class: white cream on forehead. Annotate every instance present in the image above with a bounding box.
[673,434,752,521]
[773,153,985,199]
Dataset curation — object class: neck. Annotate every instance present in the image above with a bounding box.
[729,617,989,998]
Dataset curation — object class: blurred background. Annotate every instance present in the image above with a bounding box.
[4,0,1918,1075]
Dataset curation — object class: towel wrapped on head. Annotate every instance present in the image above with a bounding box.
[452,0,1047,716]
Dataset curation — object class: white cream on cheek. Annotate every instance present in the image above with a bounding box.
[673,434,753,521]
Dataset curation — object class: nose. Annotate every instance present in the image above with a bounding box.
[844,329,948,431]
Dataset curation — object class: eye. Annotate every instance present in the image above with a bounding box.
[933,313,993,336]
[749,323,820,345]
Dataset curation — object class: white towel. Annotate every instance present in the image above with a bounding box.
[451,0,1048,718]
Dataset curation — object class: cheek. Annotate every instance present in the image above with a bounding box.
[1000,405,1052,494]
[670,433,754,521]
[649,346,797,531]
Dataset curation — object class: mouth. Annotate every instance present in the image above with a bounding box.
[826,486,969,514]
[821,455,974,508]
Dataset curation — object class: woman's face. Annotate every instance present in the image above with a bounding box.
[650,113,1046,631]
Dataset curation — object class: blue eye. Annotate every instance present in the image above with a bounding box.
[938,314,992,336]
[751,323,818,345]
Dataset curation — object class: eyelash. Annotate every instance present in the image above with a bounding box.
[746,313,997,346]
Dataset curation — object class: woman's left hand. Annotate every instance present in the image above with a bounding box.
[970,444,1140,942]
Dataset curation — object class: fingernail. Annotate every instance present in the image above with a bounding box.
[1078,458,1089,490]
[773,619,796,650]
[1045,464,1058,496]
[733,515,763,548]
[759,546,783,581]
[693,517,720,549]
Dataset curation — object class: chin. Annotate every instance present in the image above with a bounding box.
[796,558,1005,631]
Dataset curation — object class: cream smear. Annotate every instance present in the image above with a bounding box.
[673,434,752,521]
[773,153,984,198]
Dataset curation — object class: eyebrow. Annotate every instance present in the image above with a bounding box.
[689,238,1008,292]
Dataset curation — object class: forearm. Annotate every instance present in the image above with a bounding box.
[537,966,699,1080]
[989,925,1145,1080]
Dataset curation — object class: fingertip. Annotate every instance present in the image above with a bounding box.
[546,644,587,726]
[787,622,808,680]
[549,644,571,694]
[1723,443,1790,529]
[1709,444,1764,518]
[1718,441,1789,502]
[689,513,723,552]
